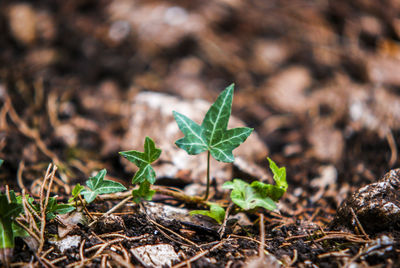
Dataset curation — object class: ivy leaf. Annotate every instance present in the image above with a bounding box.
[174,84,253,163]
[45,197,75,220]
[222,179,276,211]
[69,183,85,202]
[72,184,84,198]
[119,137,162,184]
[0,191,23,250]
[250,181,285,202]
[81,169,127,203]
[267,157,288,191]
[131,181,155,204]
[190,204,225,224]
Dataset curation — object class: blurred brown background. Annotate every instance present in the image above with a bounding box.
[0,0,399,194]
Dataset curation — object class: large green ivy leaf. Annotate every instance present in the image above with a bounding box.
[174,84,253,163]
[222,179,276,211]
[81,169,127,203]
[119,137,162,184]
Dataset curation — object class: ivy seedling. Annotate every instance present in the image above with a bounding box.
[222,158,288,211]
[190,203,225,224]
[173,84,253,199]
[81,169,127,204]
[69,183,85,203]
[119,137,161,203]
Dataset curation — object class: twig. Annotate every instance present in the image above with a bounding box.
[101,255,107,268]
[259,213,265,257]
[318,249,351,259]
[387,130,398,167]
[17,160,29,195]
[49,256,67,265]
[41,247,54,258]
[99,186,213,207]
[171,239,228,268]
[38,164,57,253]
[5,185,10,202]
[350,208,370,241]
[218,202,234,239]
[14,218,40,243]
[79,239,86,267]
[289,249,298,266]
[230,234,273,245]
[78,195,95,221]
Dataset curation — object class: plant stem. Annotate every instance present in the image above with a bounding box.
[204,151,211,200]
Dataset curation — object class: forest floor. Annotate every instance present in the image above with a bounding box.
[1,0,400,267]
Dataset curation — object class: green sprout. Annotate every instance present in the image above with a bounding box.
[190,203,225,224]
[222,158,287,211]
[119,137,161,203]
[173,84,253,200]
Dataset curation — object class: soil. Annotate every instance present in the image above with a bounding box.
[1,0,400,267]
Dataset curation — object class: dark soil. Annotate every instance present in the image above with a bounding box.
[1,0,400,267]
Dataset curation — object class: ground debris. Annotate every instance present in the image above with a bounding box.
[131,244,180,268]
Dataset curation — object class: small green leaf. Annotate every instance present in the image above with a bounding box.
[190,204,225,224]
[53,204,75,215]
[0,159,3,167]
[250,181,285,202]
[222,179,276,211]
[42,197,75,220]
[119,137,162,184]
[132,181,155,203]
[81,169,127,203]
[267,157,288,191]
[72,184,84,198]
[0,191,23,250]
[174,84,253,163]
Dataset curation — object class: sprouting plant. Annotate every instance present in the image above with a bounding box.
[119,137,161,203]
[222,158,287,211]
[30,197,75,220]
[190,203,225,224]
[79,169,127,204]
[69,183,85,203]
[173,84,253,200]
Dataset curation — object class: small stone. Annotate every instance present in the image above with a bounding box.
[130,244,180,268]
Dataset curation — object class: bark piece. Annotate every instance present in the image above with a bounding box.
[331,169,400,232]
